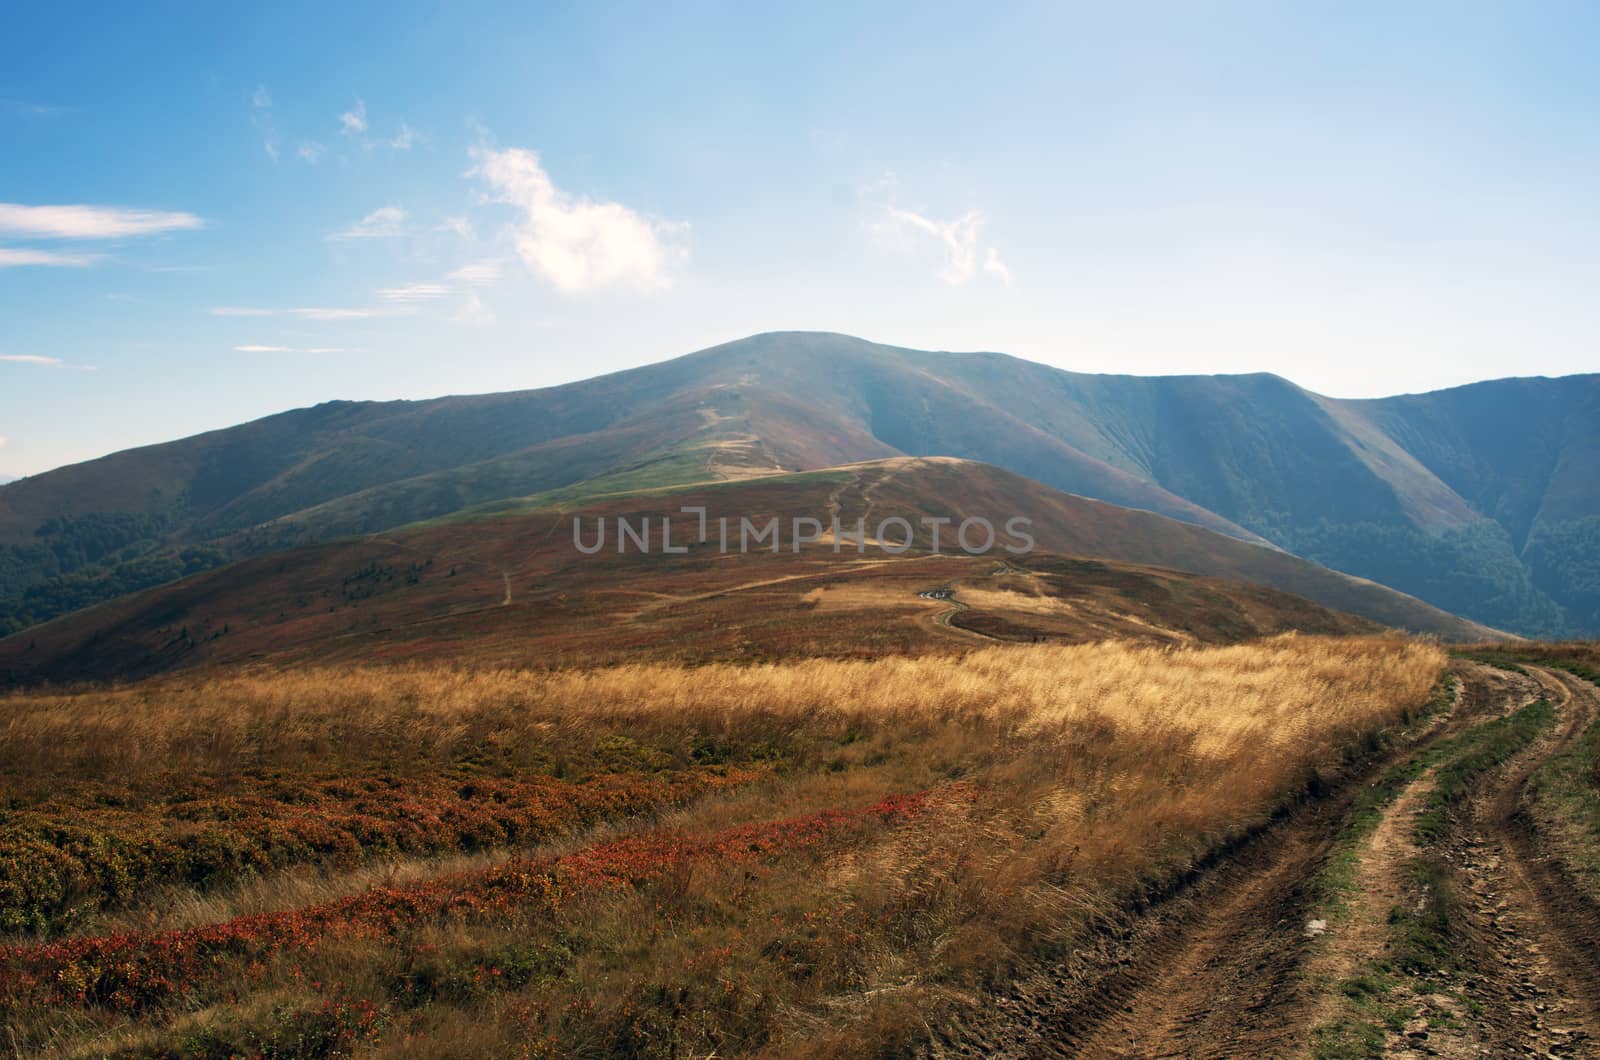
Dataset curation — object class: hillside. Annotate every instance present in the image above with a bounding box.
[1,331,1592,636]
[0,458,1498,685]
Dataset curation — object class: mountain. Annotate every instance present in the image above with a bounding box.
[1,331,1594,636]
[0,476,15,486]
[1,458,1490,685]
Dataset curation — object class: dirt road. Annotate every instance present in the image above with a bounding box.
[933,662,1600,1058]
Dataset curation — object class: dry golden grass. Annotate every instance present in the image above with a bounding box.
[2,635,1438,778]
[0,635,1446,1057]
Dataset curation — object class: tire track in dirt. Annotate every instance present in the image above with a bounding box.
[1294,663,1551,1058]
[931,670,1473,1058]
[931,661,1574,1059]
[1428,665,1600,1058]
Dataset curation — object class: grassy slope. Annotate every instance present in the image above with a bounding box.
[0,458,1495,686]
[6,331,1593,637]
[0,637,1445,1057]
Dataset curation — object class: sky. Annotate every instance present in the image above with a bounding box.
[2,2,1598,478]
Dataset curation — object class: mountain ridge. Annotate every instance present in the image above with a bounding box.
[2,331,1595,636]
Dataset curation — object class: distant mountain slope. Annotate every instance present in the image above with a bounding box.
[0,458,1488,686]
[1,331,1594,635]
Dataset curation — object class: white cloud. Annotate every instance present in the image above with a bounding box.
[251,86,279,164]
[297,140,326,164]
[389,123,417,150]
[213,305,398,320]
[339,99,367,136]
[470,145,687,293]
[983,246,1013,286]
[2,99,69,117]
[0,354,63,365]
[0,435,7,448]
[453,291,494,326]
[287,306,396,320]
[447,261,500,286]
[235,344,357,354]
[0,247,99,268]
[377,282,449,303]
[0,204,203,240]
[872,203,1010,286]
[329,205,409,240]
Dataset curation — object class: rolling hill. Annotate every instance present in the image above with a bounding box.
[2,457,1496,685]
[1,331,1593,637]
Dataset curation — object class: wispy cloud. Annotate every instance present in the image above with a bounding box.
[2,99,70,117]
[329,205,409,240]
[377,282,450,303]
[0,247,100,268]
[0,354,64,365]
[211,305,399,320]
[234,344,358,354]
[873,205,1009,286]
[287,306,398,320]
[447,261,500,285]
[339,98,367,136]
[336,98,418,150]
[297,140,326,164]
[453,291,494,326]
[251,84,279,163]
[0,204,203,240]
[983,246,1012,286]
[470,145,687,293]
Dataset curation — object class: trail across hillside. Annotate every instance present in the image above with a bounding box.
[934,662,1600,1058]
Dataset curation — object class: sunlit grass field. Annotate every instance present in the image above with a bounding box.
[0,635,1443,1057]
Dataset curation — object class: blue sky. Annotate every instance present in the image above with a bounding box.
[2,2,1598,477]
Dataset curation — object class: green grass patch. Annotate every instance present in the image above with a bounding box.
[1388,858,1456,975]
[1309,859,1459,1059]
[1449,649,1528,675]
[1313,676,1457,915]
[1312,969,1409,1059]
[1414,698,1555,845]
[1528,702,1600,900]
[1312,680,1554,1057]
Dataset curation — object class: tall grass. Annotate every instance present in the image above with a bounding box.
[2,635,1440,781]
[0,635,1446,1056]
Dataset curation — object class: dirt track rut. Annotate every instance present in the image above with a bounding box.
[934,661,1600,1058]
[1425,666,1600,1057]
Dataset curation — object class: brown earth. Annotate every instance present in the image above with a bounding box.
[931,662,1600,1058]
